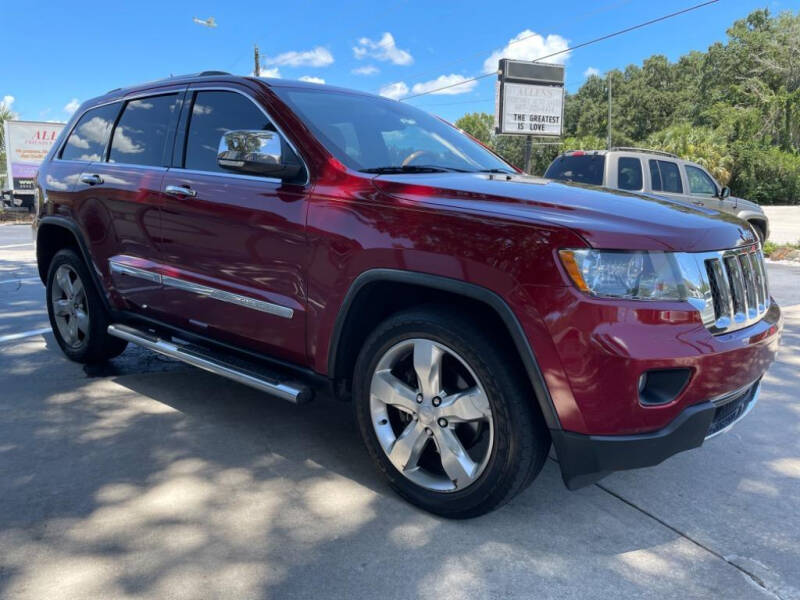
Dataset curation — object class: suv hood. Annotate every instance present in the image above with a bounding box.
[371,172,757,252]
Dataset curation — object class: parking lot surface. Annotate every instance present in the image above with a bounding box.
[1,223,799,600]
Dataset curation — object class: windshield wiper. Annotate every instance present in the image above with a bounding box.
[360,165,467,174]
[475,168,516,174]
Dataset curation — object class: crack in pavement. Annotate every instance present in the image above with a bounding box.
[594,481,787,600]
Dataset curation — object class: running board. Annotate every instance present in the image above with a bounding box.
[107,324,312,404]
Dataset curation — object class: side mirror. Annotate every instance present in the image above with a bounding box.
[718,186,731,199]
[217,130,302,180]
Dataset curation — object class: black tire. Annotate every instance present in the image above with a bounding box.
[46,248,127,363]
[353,306,550,518]
[750,221,766,244]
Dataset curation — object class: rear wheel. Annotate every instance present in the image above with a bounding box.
[354,307,550,518]
[46,249,127,363]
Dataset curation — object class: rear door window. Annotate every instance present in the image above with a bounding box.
[648,159,683,194]
[60,103,120,162]
[617,157,642,191]
[544,154,605,186]
[109,94,179,167]
[685,165,717,196]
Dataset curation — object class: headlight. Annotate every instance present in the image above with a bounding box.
[558,249,684,300]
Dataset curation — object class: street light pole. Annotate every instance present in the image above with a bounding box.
[607,73,612,150]
[254,44,260,77]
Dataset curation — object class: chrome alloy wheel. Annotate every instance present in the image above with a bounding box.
[51,264,89,349]
[369,338,494,492]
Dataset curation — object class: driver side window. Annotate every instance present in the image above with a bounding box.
[184,90,278,173]
[685,165,718,196]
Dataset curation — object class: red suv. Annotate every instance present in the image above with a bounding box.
[34,73,781,517]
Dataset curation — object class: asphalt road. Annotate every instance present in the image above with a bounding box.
[1,223,799,600]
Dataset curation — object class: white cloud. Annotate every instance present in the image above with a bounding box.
[410,74,477,96]
[265,47,333,67]
[483,30,569,73]
[252,67,281,78]
[2,95,15,109]
[299,76,325,84]
[64,98,81,114]
[352,65,379,76]
[378,81,409,100]
[354,33,412,66]
[584,67,600,78]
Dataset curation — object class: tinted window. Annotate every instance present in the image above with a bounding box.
[61,103,120,162]
[685,165,717,196]
[545,154,605,186]
[109,95,178,166]
[649,159,662,191]
[649,159,683,193]
[184,91,275,173]
[617,157,642,190]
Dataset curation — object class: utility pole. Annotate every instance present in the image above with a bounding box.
[523,135,533,173]
[607,73,612,150]
[254,44,260,77]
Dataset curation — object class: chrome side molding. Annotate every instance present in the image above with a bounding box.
[107,324,311,403]
[108,259,294,319]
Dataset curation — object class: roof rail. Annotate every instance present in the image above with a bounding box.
[106,71,233,94]
[611,147,678,159]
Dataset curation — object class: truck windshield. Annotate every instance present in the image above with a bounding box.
[273,88,515,174]
[545,154,605,186]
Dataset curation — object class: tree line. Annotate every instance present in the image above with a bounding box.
[455,9,800,205]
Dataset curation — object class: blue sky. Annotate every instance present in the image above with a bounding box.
[1,0,792,124]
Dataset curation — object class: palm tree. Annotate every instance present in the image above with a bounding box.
[0,101,16,191]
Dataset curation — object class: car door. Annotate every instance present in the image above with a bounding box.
[74,91,183,313]
[155,86,309,365]
[646,158,687,205]
[683,163,723,212]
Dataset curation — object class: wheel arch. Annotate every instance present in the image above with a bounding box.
[328,269,561,430]
[36,217,111,311]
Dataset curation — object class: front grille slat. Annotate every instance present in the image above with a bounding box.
[737,253,758,319]
[702,246,769,334]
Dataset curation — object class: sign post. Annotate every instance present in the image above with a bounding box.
[494,59,565,173]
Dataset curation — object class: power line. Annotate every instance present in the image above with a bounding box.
[421,0,632,76]
[400,0,719,101]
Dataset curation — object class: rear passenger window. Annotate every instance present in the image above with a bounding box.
[184,91,275,173]
[617,157,642,191]
[649,159,683,194]
[60,103,120,162]
[109,95,178,166]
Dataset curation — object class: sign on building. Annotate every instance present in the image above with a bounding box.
[494,59,565,137]
[3,120,65,195]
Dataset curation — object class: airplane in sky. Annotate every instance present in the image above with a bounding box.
[192,16,217,28]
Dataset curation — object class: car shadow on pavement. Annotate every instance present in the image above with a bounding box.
[1,334,787,599]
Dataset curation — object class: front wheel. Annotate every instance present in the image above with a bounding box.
[353,307,550,518]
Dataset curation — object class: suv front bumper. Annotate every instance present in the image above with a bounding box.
[552,378,761,489]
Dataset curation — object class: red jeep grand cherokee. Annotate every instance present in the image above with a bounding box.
[34,73,781,517]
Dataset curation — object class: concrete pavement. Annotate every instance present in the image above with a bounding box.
[763,206,800,245]
[1,224,799,599]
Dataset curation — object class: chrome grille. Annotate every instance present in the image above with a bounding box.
[703,246,769,334]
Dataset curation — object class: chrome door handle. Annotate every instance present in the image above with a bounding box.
[693,200,704,206]
[165,185,197,197]
[80,174,103,185]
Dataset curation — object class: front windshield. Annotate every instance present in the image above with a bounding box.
[273,87,515,173]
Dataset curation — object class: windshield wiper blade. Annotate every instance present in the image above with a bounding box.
[360,165,463,174]
[476,168,516,174]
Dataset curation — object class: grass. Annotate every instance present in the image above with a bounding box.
[763,239,800,259]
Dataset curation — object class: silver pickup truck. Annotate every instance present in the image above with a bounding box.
[544,147,770,242]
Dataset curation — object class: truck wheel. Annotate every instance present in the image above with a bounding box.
[46,249,127,363]
[353,307,550,518]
